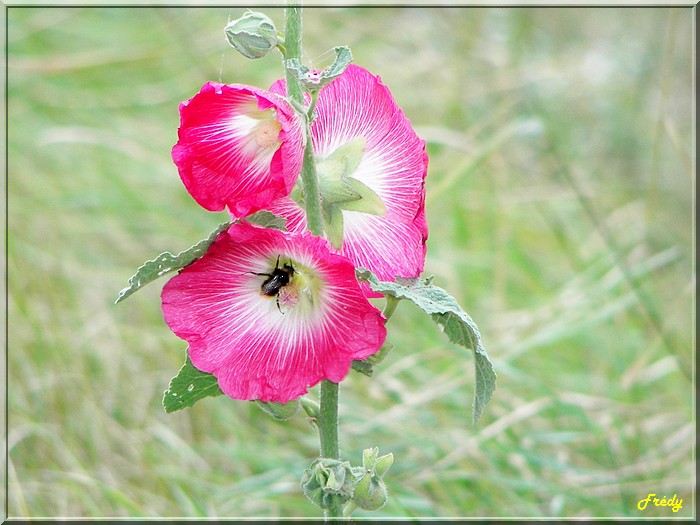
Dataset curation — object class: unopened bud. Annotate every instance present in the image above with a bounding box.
[254,398,299,420]
[353,470,388,511]
[224,11,278,59]
[301,458,355,510]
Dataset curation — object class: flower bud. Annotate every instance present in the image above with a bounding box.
[254,398,299,420]
[352,470,388,511]
[301,458,355,510]
[224,12,278,59]
[374,453,394,478]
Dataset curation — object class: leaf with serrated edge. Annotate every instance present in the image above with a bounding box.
[115,222,230,304]
[162,354,224,413]
[356,269,496,424]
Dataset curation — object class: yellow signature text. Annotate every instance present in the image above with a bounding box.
[637,493,682,513]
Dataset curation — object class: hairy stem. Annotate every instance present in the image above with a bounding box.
[283,5,324,237]
[319,380,342,519]
[285,5,339,521]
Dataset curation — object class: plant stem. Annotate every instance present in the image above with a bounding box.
[300,135,324,236]
[283,6,303,104]
[382,296,400,320]
[283,5,324,237]
[285,5,339,521]
[319,380,342,519]
[319,380,339,459]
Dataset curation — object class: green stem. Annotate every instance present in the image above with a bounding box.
[283,6,303,105]
[283,5,324,237]
[319,380,339,459]
[285,7,338,521]
[300,136,324,236]
[319,380,342,519]
[382,296,400,320]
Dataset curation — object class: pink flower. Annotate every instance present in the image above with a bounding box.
[161,221,387,403]
[172,82,304,218]
[266,64,428,288]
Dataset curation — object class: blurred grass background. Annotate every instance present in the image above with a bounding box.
[6,6,694,519]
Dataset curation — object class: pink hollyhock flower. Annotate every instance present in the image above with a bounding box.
[266,64,428,289]
[161,221,387,403]
[172,82,304,218]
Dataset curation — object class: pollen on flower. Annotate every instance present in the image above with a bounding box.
[255,118,282,149]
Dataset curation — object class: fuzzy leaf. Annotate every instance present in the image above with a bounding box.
[285,46,352,92]
[321,46,353,83]
[162,354,224,413]
[115,222,230,304]
[356,269,496,424]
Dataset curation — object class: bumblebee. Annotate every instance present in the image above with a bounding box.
[254,256,296,310]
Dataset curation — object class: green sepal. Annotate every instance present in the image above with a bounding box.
[374,453,394,478]
[254,399,300,420]
[340,177,386,216]
[356,269,496,424]
[244,210,287,231]
[322,203,345,250]
[318,176,362,205]
[162,354,224,413]
[115,222,230,304]
[321,135,366,179]
[352,342,394,377]
[316,136,385,215]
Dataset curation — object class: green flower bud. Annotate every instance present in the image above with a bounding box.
[352,469,388,511]
[301,458,356,510]
[362,447,379,470]
[224,11,278,59]
[374,453,394,478]
[253,398,299,420]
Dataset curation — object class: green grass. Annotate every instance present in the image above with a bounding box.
[7,6,694,519]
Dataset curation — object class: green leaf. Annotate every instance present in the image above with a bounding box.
[115,222,230,304]
[245,210,287,231]
[356,269,496,424]
[285,46,352,92]
[321,46,353,83]
[162,354,224,413]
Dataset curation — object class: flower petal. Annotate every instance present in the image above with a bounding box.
[161,221,386,403]
[268,65,428,286]
[172,82,304,218]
